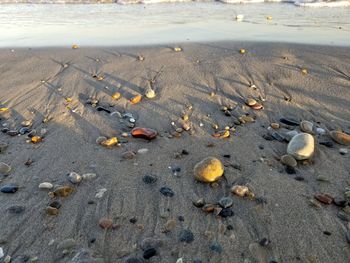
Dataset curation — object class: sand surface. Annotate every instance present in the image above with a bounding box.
[0,42,350,263]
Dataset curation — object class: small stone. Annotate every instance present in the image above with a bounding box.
[0,247,3,258]
[329,131,350,146]
[193,198,205,208]
[95,188,107,198]
[339,148,348,155]
[0,162,11,175]
[7,130,18,136]
[316,128,326,135]
[294,176,304,181]
[99,218,113,229]
[122,151,136,159]
[57,239,76,250]
[160,187,174,197]
[212,130,230,139]
[19,127,30,135]
[194,157,224,183]
[131,127,157,140]
[31,136,42,143]
[145,88,156,99]
[53,186,74,197]
[300,121,313,134]
[142,174,157,184]
[346,231,350,244]
[130,94,142,104]
[202,204,215,213]
[0,184,18,193]
[179,229,194,243]
[182,122,191,131]
[67,172,82,184]
[287,133,315,160]
[271,123,280,129]
[245,98,257,106]
[209,241,223,253]
[174,47,182,52]
[137,148,149,154]
[314,193,333,204]
[319,141,333,148]
[231,185,249,197]
[49,201,61,209]
[333,197,347,207]
[8,205,25,214]
[100,137,118,147]
[219,208,234,218]
[316,175,330,182]
[82,173,97,180]
[259,238,270,246]
[0,142,8,153]
[112,92,122,100]
[218,197,233,208]
[280,155,297,167]
[337,212,349,222]
[143,248,156,259]
[4,255,11,263]
[46,206,59,215]
[140,238,163,250]
[284,130,299,141]
[164,219,176,232]
[251,103,263,110]
[39,182,53,189]
[285,166,296,174]
[280,117,299,126]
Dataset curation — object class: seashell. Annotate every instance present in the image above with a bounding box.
[112,92,121,100]
[138,55,145,61]
[131,127,157,140]
[314,193,333,205]
[100,137,118,147]
[130,94,142,104]
[212,130,230,139]
[280,154,297,167]
[0,162,11,175]
[96,136,107,145]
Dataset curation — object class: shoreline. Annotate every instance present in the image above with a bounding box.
[0,41,350,263]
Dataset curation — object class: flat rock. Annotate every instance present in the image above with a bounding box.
[1,184,18,193]
[131,127,157,140]
[57,239,76,250]
[218,197,233,208]
[39,182,53,190]
[0,162,11,175]
[300,120,313,134]
[194,157,224,183]
[287,133,314,160]
[329,131,350,146]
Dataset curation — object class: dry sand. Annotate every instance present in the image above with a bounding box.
[0,42,350,263]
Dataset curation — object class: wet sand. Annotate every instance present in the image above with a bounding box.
[0,42,350,263]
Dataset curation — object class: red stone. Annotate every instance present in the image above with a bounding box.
[131,127,157,140]
[314,193,333,205]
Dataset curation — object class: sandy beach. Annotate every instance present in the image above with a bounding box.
[0,42,350,263]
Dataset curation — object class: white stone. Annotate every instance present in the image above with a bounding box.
[137,148,149,154]
[339,148,348,155]
[316,128,326,135]
[287,133,315,160]
[0,247,4,258]
[39,182,53,190]
[68,172,82,184]
[95,188,107,199]
[82,173,97,180]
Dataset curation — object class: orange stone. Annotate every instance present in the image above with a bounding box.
[130,95,142,104]
[131,127,157,140]
[31,136,42,143]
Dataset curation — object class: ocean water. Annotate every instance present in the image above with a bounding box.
[0,2,349,47]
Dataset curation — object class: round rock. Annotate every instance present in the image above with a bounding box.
[300,120,313,134]
[280,154,297,167]
[218,197,233,208]
[287,133,315,160]
[39,182,53,190]
[194,157,224,183]
[67,172,82,184]
[0,162,11,175]
[329,131,350,146]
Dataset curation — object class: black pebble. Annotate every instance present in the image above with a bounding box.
[285,166,296,174]
[294,176,305,181]
[223,154,231,158]
[89,238,96,243]
[319,141,333,148]
[88,200,95,205]
[179,229,194,243]
[1,184,19,193]
[181,150,189,155]
[160,187,174,197]
[209,241,223,253]
[269,261,278,263]
[333,197,347,208]
[323,231,331,236]
[8,205,25,214]
[143,248,156,259]
[96,106,111,114]
[258,145,264,150]
[262,134,274,141]
[129,217,137,224]
[226,225,233,231]
[337,212,349,222]
[219,208,234,218]
[178,216,184,222]
[143,175,157,184]
[49,201,61,209]
[279,117,299,126]
[172,167,181,173]
[259,238,270,246]
[346,230,350,244]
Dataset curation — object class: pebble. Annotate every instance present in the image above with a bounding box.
[209,241,223,253]
[31,136,42,143]
[0,247,3,258]
[286,166,296,174]
[346,231,350,244]
[164,219,176,232]
[52,186,74,197]
[130,94,142,104]
[82,173,97,180]
[333,197,347,207]
[4,255,10,263]
[270,123,280,129]
[339,148,348,155]
[194,157,224,183]
[329,131,350,146]
[46,206,59,215]
[95,188,107,198]
[137,148,149,154]
[8,205,25,214]
[316,127,326,135]
[193,198,205,208]
[131,127,157,140]
[287,133,315,160]
[280,154,297,167]
[300,121,313,134]
[314,193,333,204]
[49,201,61,209]
[218,197,233,208]
[0,162,11,175]
[231,185,249,197]
[100,137,118,147]
[179,229,194,243]
[67,172,82,184]
[219,208,234,218]
[246,98,257,106]
[284,130,299,141]
[57,239,76,250]
[0,142,8,153]
[7,130,18,136]
[19,127,30,135]
[142,174,157,184]
[337,212,349,222]
[159,186,174,197]
[319,141,333,148]
[280,117,299,126]
[145,88,156,99]
[122,151,136,159]
[99,218,113,229]
[39,182,53,190]
[143,248,156,259]
[0,184,18,193]
[259,238,270,246]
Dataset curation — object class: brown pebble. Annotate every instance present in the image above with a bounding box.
[314,193,333,205]
[271,123,280,129]
[163,219,177,232]
[99,218,113,229]
[52,186,74,197]
[46,206,59,216]
[131,127,157,140]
